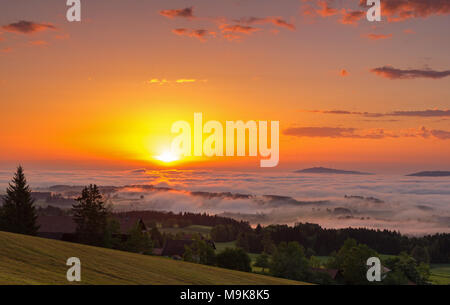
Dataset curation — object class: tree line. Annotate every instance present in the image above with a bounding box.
[219,222,450,264]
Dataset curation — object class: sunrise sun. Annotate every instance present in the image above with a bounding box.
[155,150,180,163]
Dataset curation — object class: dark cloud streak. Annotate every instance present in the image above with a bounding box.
[2,20,56,34]
[371,66,450,79]
[283,126,450,140]
[304,109,450,118]
[159,7,194,19]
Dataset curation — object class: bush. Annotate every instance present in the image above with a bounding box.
[217,248,251,272]
[183,239,216,266]
[270,241,310,281]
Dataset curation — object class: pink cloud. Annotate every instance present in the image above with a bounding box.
[2,20,56,34]
[220,24,261,34]
[340,9,365,24]
[316,0,339,16]
[364,33,393,40]
[237,17,296,31]
[368,0,450,21]
[340,69,349,77]
[159,7,194,19]
[172,28,215,42]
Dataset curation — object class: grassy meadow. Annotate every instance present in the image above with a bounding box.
[0,231,307,285]
[429,264,450,285]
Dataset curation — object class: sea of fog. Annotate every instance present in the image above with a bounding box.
[0,169,449,235]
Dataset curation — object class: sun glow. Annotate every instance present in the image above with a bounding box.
[155,150,180,163]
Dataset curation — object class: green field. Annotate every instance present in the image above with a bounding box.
[215,240,237,253]
[0,231,307,285]
[430,264,450,285]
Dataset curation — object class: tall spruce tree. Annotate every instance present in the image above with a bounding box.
[1,166,39,235]
[72,184,108,245]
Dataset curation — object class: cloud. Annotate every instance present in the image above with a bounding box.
[237,17,296,31]
[303,109,450,118]
[389,110,450,117]
[301,0,338,18]
[364,33,393,40]
[2,20,56,34]
[340,69,349,77]
[340,9,365,24]
[271,18,296,30]
[175,79,197,83]
[301,1,365,24]
[147,78,206,85]
[219,24,261,41]
[1,47,13,53]
[304,109,384,117]
[159,7,194,19]
[172,28,215,42]
[371,66,450,79]
[284,126,450,140]
[148,78,169,85]
[222,33,242,41]
[430,129,450,140]
[316,0,339,16]
[10,170,450,235]
[284,127,358,138]
[220,24,261,34]
[305,0,450,25]
[159,6,295,41]
[360,0,450,21]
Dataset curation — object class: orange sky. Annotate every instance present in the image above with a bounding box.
[0,0,449,172]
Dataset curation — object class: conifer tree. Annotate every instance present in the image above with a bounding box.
[1,166,39,235]
[72,184,107,245]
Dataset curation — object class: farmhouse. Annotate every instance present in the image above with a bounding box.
[310,267,344,282]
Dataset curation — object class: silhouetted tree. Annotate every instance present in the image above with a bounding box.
[72,184,107,245]
[270,241,310,281]
[150,226,164,248]
[327,239,378,285]
[411,245,430,264]
[102,217,121,249]
[124,223,152,254]
[1,166,39,235]
[236,232,250,251]
[309,256,322,268]
[254,252,270,273]
[217,248,251,272]
[384,252,430,285]
[183,239,216,266]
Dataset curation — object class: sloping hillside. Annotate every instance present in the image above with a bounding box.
[0,231,306,285]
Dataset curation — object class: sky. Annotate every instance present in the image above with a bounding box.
[0,0,450,173]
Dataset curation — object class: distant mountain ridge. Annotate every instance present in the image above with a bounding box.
[295,167,373,175]
[407,171,450,177]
